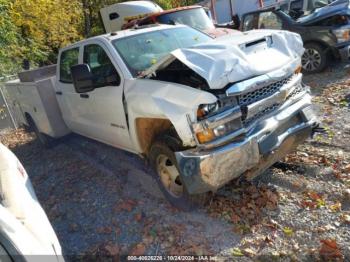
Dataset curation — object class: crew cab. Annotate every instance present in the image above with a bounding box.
[5,24,319,209]
[240,0,350,73]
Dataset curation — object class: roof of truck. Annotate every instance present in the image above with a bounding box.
[60,24,186,52]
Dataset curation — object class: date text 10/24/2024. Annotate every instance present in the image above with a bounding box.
[127,255,217,261]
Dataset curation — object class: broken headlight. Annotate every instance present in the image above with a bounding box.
[195,118,242,144]
[197,102,219,119]
[333,27,350,43]
[194,105,242,144]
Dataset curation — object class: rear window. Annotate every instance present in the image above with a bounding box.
[59,48,79,83]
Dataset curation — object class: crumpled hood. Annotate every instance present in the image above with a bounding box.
[297,0,350,25]
[142,29,304,90]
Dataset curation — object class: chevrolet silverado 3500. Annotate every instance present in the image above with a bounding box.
[5,24,319,209]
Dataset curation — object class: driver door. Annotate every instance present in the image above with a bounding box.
[77,41,133,151]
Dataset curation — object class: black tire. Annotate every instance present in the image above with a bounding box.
[302,43,329,73]
[26,115,54,148]
[149,135,208,211]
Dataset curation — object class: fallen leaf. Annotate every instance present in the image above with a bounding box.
[301,200,317,209]
[316,198,326,208]
[320,239,343,260]
[283,227,293,236]
[232,248,244,257]
[130,243,146,256]
[114,199,137,212]
[134,213,143,222]
[231,213,241,224]
[340,214,350,224]
[264,235,274,244]
[329,202,342,212]
[243,248,256,257]
[308,191,322,201]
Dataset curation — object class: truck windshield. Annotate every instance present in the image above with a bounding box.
[112,27,212,77]
[156,8,215,31]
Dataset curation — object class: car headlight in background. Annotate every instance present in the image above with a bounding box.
[333,27,350,43]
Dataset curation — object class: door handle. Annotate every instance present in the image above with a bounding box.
[55,91,62,95]
[80,94,89,99]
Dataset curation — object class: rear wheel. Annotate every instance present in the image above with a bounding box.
[302,43,329,73]
[26,115,53,148]
[149,136,208,211]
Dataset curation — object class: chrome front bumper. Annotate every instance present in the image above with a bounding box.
[175,94,318,194]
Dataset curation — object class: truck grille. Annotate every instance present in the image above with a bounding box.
[217,74,305,132]
[240,74,306,127]
[238,74,294,106]
[243,104,280,127]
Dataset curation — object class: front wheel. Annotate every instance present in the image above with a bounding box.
[149,140,208,211]
[302,43,329,73]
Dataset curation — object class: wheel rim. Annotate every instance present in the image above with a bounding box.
[156,154,183,198]
[302,48,322,72]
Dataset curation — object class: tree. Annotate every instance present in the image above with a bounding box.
[0,0,22,76]
[10,0,83,65]
[0,0,201,76]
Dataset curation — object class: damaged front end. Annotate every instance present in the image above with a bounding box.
[175,68,319,194]
[142,29,319,194]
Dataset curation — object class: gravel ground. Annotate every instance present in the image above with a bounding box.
[0,62,349,261]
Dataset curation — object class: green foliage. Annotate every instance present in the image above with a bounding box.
[0,0,22,76]
[11,0,83,64]
[0,0,199,77]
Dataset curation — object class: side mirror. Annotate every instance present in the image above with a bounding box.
[71,64,95,93]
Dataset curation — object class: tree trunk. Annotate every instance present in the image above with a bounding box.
[82,0,91,37]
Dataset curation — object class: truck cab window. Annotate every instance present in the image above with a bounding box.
[59,48,79,83]
[83,44,121,87]
[243,12,283,31]
[258,12,283,30]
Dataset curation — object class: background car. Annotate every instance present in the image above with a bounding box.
[240,0,350,73]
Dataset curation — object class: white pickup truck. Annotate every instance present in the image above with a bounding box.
[5,24,318,209]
